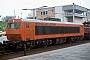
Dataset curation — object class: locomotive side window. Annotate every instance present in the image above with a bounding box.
[45,26,51,34]
[7,22,21,29]
[26,23,29,28]
[89,24,90,26]
[35,26,80,35]
[35,26,45,35]
[84,24,90,27]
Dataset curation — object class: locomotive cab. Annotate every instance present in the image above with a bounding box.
[83,21,90,39]
[6,19,34,41]
[6,19,25,41]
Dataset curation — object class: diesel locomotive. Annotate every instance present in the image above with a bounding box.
[83,21,90,40]
[6,19,84,50]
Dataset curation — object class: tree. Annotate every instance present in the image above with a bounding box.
[2,17,7,22]
[0,22,6,32]
[0,17,7,31]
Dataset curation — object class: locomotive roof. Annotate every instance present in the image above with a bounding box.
[22,19,83,25]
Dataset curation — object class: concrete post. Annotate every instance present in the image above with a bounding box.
[73,3,75,22]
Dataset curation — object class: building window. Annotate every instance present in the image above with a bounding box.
[43,11,45,15]
[41,11,48,15]
[52,10,54,12]
[46,11,48,15]
[41,12,43,15]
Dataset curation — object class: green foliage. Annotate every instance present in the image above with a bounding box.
[2,17,8,22]
[0,22,7,32]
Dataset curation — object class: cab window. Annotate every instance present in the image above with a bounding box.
[7,22,21,29]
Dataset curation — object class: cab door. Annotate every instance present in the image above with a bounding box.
[25,22,30,41]
[29,23,34,40]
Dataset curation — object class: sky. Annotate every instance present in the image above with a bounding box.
[0,0,90,18]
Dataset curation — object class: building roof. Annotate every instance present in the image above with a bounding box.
[62,4,88,12]
[36,6,55,11]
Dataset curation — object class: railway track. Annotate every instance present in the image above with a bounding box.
[0,40,90,60]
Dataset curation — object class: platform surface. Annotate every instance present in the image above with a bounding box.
[10,43,90,60]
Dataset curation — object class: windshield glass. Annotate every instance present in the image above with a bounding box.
[84,23,90,27]
[7,22,21,29]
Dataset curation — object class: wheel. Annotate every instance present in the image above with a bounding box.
[43,39,48,47]
[66,37,72,43]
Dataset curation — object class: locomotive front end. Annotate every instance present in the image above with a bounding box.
[6,19,24,41]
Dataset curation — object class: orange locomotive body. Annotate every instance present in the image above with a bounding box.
[6,19,84,46]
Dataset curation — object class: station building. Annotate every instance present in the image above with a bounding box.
[29,3,90,23]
